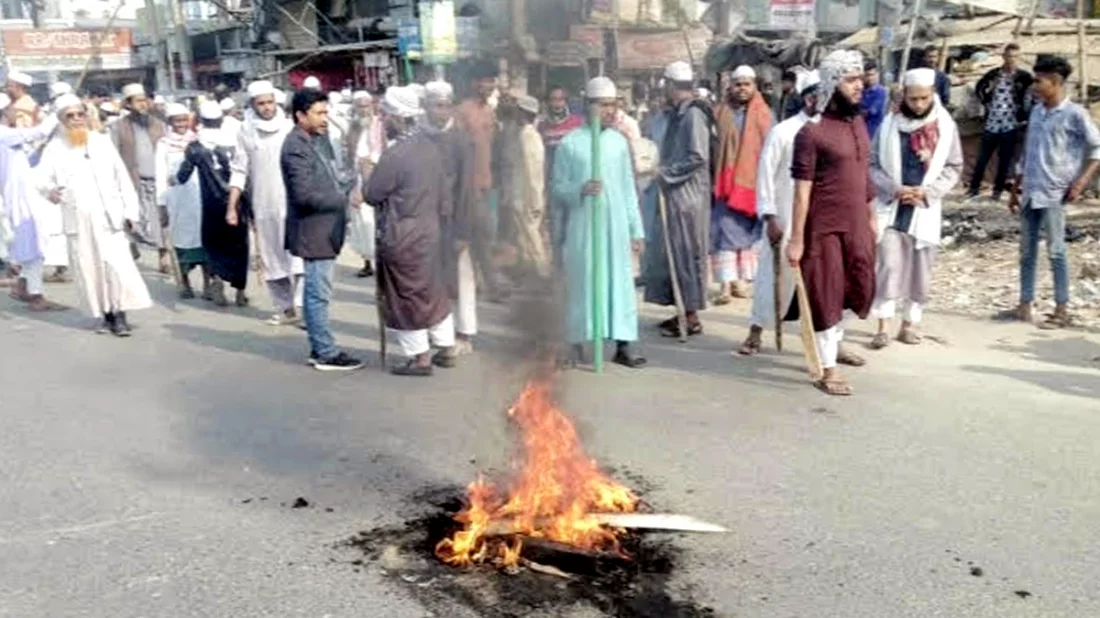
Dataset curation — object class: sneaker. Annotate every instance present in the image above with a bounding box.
[111,312,132,337]
[313,352,364,372]
[96,312,115,334]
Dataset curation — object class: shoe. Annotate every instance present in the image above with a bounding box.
[129,242,140,261]
[613,346,647,368]
[307,352,319,366]
[266,310,301,326]
[391,361,433,377]
[235,291,250,307]
[111,311,132,337]
[431,350,456,368]
[313,352,364,372]
[454,339,475,356]
[96,312,115,334]
[179,286,196,300]
[356,261,374,278]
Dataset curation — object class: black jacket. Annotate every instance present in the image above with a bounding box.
[975,68,1034,125]
[280,127,348,260]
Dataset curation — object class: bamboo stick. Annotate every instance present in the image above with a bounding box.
[589,102,604,373]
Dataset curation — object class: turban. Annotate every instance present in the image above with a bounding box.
[198,100,223,120]
[664,61,693,82]
[408,83,427,100]
[122,83,146,99]
[904,68,937,88]
[219,98,236,111]
[424,81,453,102]
[8,71,32,87]
[731,65,756,80]
[816,50,864,113]
[154,94,166,105]
[247,80,275,98]
[586,76,617,100]
[303,76,321,90]
[53,94,83,116]
[516,94,539,115]
[165,102,189,118]
[273,89,287,105]
[352,90,372,102]
[50,82,72,99]
[796,69,821,96]
[382,86,423,118]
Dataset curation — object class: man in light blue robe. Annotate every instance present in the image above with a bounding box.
[550,77,647,368]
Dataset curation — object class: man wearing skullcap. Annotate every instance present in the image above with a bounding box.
[645,60,712,338]
[787,50,878,395]
[711,64,774,304]
[504,94,549,277]
[738,69,821,356]
[112,82,169,273]
[550,76,646,368]
[5,72,37,128]
[366,86,455,376]
[37,94,152,335]
[868,68,962,349]
[154,102,206,299]
[219,97,242,141]
[229,80,302,325]
[302,76,321,90]
[345,88,383,279]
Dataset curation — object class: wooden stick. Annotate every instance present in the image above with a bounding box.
[656,191,688,342]
[483,513,728,536]
[772,240,782,352]
[793,267,823,381]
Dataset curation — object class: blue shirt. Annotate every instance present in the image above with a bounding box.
[861,84,888,140]
[1019,97,1100,209]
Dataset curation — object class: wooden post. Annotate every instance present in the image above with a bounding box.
[1078,0,1088,102]
[897,0,923,86]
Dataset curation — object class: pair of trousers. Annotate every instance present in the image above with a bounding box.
[1019,203,1069,305]
[968,129,1019,197]
[21,258,43,295]
[303,259,338,359]
[389,313,456,357]
[266,275,303,313]
[815,310,856,370]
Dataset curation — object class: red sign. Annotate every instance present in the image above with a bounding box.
[1,29,133,57]
[616,27,711,71]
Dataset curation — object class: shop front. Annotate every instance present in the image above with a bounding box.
[1,27,138,96]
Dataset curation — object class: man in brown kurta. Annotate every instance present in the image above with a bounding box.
[111,83,168,272]
[365,86,454,377]
[787,50,876,396]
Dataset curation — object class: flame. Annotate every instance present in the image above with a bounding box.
[435,380,638,567]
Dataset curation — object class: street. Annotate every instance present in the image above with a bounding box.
[1,251,1098,618]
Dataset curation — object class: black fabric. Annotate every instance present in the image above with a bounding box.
[968,129,1020,197]
[892,130,925,233]
[280,127,348,260]
[975,68,1034,124]
[177,141,249,289]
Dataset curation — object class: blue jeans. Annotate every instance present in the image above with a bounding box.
[1019,203,1069,305]
[303,258,338,359]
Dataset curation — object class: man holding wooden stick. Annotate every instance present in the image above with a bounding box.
[787,51,877,396]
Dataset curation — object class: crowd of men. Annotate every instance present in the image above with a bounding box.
[1,44,1097,395]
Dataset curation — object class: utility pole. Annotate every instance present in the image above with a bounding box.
[167,0,194,89]
[143,0,172,93]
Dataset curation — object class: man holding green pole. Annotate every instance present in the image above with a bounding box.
[550,77,647,370]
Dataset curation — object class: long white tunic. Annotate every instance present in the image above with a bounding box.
[154,135,203,249]
[0,118,68,267]
[346,121,381,260]
[229,117,302,281]
[749,111,812,329]
[36,133,152,317]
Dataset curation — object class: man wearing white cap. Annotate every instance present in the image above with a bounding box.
[365,86,455,376]
[219,97,242,142]
[711,64,774,304]
[155,102,206,299]
[37,93,152,335]
[550,76,647,368]
[0,96,66,310]
[868,67,962,349]
[506,93,549,277]
[112,82,169,273]
[229,79,302,325]
[302,76,321,90]
[787,50,877,396]
[645,60,711,338]
[5,72,37,128]
[738,69,820,356]
[345,88,381,279]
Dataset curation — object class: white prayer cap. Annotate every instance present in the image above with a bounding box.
[381,86,423,118]
[247,80,275,98]
[53,93,83,116]
[327,91,343,106]
[165,102,189,118]
[796,69,821,95]
[516,94,539,115]
[695,87,710,99]
[340,88,351,99]
[198,100,223,120]
[8,71,32,87]
[352,90,372,102]
[154,94,166,105]
[904,67,937,88]
[50,82,72,99]
[303,76,321,90]
[99,101,118,114]
[273,88,287,105]
[585,76,617,100]
[219,97,236,111]
[408,83,427,100]
[731,65,756,80]
[122,82,146,99]
[424,81,453,102]
[816,50,865,113]
[664,61,693,82]
[0,93,10,109]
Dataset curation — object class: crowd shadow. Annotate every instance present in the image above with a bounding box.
[989,333,1100,371]
[962,364,1100,400]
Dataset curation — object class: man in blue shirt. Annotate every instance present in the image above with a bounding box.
[860,59,888,139]
[921,46,951,107]
[1003,56,1100,329]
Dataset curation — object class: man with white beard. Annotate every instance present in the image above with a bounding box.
[37,94,153,335]
[345,90,381,279]
[229,80,302,325]
[155,102,206,299]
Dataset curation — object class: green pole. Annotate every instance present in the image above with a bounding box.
[589,103,604,374]
[403,56,414,84]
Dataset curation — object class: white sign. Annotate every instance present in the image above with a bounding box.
[769,0,816,30]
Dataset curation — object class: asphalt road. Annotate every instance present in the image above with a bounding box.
[2,252,1098,618]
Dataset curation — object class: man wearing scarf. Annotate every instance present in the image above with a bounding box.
[37,94,152,336]
[366,86,454,377]
[787,50,878,396]
[155,102,207,299]
[229,80,303,325]
[711,65,774,303]
[738,69,820,356]
[869,68,962,349]
[111,83,168,273]
[538,86,584,180]
[176,101,250,308]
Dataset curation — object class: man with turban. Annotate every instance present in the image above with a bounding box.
[365,86,454,376]
[787,50,878,396]
[229,79,303,325]
[37,94,152,335]
[711,64,774,303]
[868,68,963,349]
[551,76,647,368]
[111,82,169,273]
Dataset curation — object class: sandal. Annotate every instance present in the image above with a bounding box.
[897,329,922,345]
[737,337,762,356]
[994,306,1032,323]
[711,294,732,306]
[1037,313,1071,330]
[869,332,890,350]
[836,347,866,367]
[659,321,703,338]
[814,378,853,396]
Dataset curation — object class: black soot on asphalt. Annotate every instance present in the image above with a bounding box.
[340,487,718,618]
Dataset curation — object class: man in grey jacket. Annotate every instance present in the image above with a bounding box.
[281,89,363,371]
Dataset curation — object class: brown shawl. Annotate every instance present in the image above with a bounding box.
[114,114,166,186]
[713,92,773,217]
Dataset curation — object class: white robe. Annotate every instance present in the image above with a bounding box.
[749,111,812,329]
[154,135,203,249]
[36,133,152,317]
[1,118,68,268]
[229,117,302,281]
[346,122,380,260]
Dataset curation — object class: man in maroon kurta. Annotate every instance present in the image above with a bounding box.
[787,51,877,396]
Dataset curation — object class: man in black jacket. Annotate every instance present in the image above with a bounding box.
[281,89,363,371]
[967,43,1033,202]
